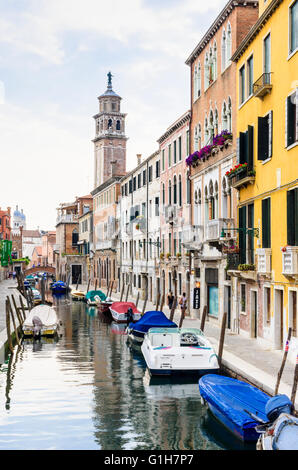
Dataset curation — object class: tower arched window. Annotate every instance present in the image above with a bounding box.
[107,119,113,129]
[116,120,121,131]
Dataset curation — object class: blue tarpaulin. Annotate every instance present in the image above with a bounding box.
[129,310,177,333]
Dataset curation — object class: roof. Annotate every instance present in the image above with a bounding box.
[22,230,41,238]
[185,0,258,65]
[157,110,191,144]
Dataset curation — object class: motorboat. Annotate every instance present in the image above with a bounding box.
[255,395,298,450]
[141,327,219,376]
[70,289,86,301]
[51,281,68,295]
[109,301,141,324]
[127,310,177,344]
[97,297,114,315]
[31,288,42,305]
[85,289,106,306]
[22,304,59,338]
[199,374,271,443]
[25,275,36,287]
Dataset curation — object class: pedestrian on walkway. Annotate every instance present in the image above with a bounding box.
[12,271,16,280]
[167,291,174,310]
[179,292,187,311]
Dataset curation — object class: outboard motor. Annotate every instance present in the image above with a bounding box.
[32,315,43,339]
[126,307,134,326]
[265,395,294,423]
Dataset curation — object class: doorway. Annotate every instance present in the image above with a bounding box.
[72,264,82,285]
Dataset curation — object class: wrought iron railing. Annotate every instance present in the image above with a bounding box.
[253,72,272,97]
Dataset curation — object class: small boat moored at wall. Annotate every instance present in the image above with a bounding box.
[51,281,68,295]
[70,289,86,301]
[199,374,271,443]
[109,302,141,324]
[141,327,219,376]
[85,290,106,306]
[31,288,42,305]
[127,310,177,344]
[22,304,59,338]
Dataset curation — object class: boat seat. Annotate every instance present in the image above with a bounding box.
[180,332,199,346]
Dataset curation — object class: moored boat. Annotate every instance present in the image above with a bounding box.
[85,289,106,306]
[22,304,59,338]
[31,288,42,305]
[198,374,271,442]
[127,310,177,344]
[51,281,68,295]
[70,289,86,301]
[109,301,141,324]
[141,327,219,376]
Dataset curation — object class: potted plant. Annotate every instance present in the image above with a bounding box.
[160,252,164,260]
[176,252,181,258]
[166,253,171,259]
[238,263,255,271]
[136,224,140,230]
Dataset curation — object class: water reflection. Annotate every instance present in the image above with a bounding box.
[0,300,249,450]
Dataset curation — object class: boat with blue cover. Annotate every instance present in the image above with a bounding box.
[199,374,271,442]
[127,310,177,344]
[51,281,68,295]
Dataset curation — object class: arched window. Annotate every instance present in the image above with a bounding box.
[194,126,199,151]
[72,228,78,246]
[222,101,228,131]
[194,65,198,101]
[198,123,202,149]
[209,110,214,140]
[107,118,113,129]
[173,175,177,205]
[197,62,201,97]
[213,41,217,80]
[214,108,219,136]
[162,183,165,205]
[222,29,226,71]
[178,175,182,207]
[116,120,121,131]
[168,180,172,205]
[222,177,228,218]
[204,53,209,90]
[227,23,232,65]
[227,97,232,132]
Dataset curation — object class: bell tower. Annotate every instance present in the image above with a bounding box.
[93,72,128,188]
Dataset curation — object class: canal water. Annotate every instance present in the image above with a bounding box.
[0,297,254,450]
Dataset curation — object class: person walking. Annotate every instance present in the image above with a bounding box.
[179,292,187,311]
[167,291,174,310]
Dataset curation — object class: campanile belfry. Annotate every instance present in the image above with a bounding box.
[93,72,128,188]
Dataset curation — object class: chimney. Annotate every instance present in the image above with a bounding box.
[137,154,142,166]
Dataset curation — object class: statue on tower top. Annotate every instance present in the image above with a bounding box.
[107,71,113,88]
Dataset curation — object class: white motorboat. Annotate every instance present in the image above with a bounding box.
[109,301,141,324]
[22,304,59,337]
[141,327,219,376]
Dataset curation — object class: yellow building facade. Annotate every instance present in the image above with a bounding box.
[229,0,297,353]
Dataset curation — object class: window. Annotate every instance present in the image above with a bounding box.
[239,125,254,168]
[116,120,121,131]
[138,173,141,188]
[226,23,232,64]
[286,90,298,147]
[168,144,172,167]
[155,197,159,216]
[133,176,136,191]
[239,65,245,104]
[239,203,255,265]
[143,169,147,186]
[168,180,172,205]
[290,1,298,53]
[241,284,246,312]
[222,29,226,71]
[264,33,271,74]
[287,187,298,246]
[186,130,190,155]
[162,183,165,205]
[173,140,177,164]
[162,150,165,171]
[264,286,271,324]
[178,175,182,207]
[247,55,254,96]
[262,198,271,248]
[178,136,182,161]
[173,176,177,205]
[155,160,160,178]
[258,111,273,160]
[148,166,152,183]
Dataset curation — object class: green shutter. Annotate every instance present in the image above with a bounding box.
[258,116,269,160]
[239,206,247,264]
[287,188,298,246]
[239,132,248,164]
[287,95,296,147]
[262,198,271,248]
[247,125,254,169]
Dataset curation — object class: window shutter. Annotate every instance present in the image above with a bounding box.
[287,188,298,246]
[287,94,296,146]
[268,111,273,158]
[258,116,269,160]
[239,132,247,164]
[262,198,271,248]
[247,125,254,169]
[296,88,298,142]
[239,206,247,264]
[285,97,288,147]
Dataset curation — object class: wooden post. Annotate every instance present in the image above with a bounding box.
[125,284,130,302]
[135,291,140,308]
[142,293,148,315]
[179,306,186,328]
[7,297,20,346]
[218,312,227,369]
[87,279,90,294]
[5,299,13,353]
[291,356,298,406]
[200,306,207,332]
[120,283,124,302]
[19,295,27,321]
[11,295,23,327]
[95,279,98,291]
[76,273,81,290]
[155,291,160,311]
[159,294,165,312]
[275,328,292,395]
[169,296,177,321]
[41,277,45,304]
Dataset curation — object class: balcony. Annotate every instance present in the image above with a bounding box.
[257,248,272,276]
[253,73,272,99]
[206,218,235,242]
[181,225,204,252]
[56,214,78,225]
[95,239,117,251]
[228,166,256,190]
[282,246,298,279]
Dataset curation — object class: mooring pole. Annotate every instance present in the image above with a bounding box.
[135,291,140,308]
[275,328,292,395]
[19,295,27,322]
[200,306,207,332]
[218,312,227,369]
[125,284,130,302]
[179,306,186,328]
[159,294,165,312]
[7,297,20,346]
[5,299,13,353]
[120,283,124,302]
[169,297,177,321]
[291,355,298,406]
[142,293,148,315]
[11,295,23,327]
[155,291,160,311]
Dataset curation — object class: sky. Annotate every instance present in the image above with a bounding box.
[0,0,227,231]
